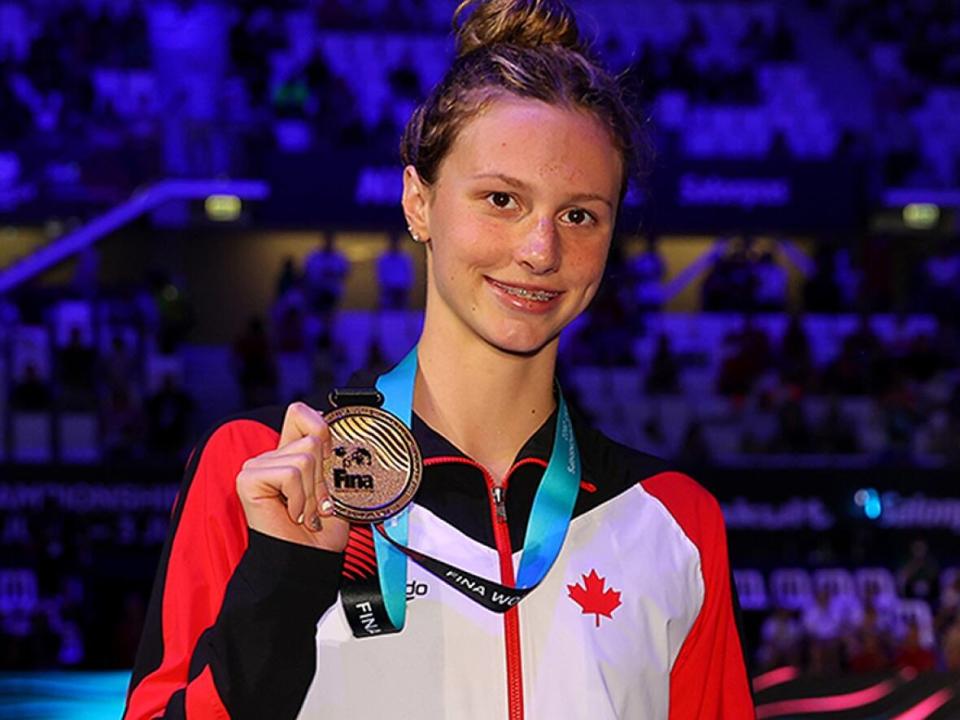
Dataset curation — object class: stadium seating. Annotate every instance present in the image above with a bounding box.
[733,569,769,611]
[854,567,898,603]
[770,568,814,611]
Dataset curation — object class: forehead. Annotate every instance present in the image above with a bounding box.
[439,95,622,198]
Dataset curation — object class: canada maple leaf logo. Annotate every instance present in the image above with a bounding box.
[567,569,622,626]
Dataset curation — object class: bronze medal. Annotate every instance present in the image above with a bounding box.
[322,405,422,523]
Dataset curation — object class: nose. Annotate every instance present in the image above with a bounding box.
[515,216,560,275]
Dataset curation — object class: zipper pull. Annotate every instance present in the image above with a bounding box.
[492,486,507,522]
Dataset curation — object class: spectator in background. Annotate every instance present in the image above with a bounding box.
[778,314,815,393]
[101,334,138,398]
[10,362,52,411]
[893,621,936,673]
[936,574,960,636]
[803,587,844,674]
[58,326,98,411]
[703,238,757,311]
[925,404,960,467]
[847,601,892,673]
[273,302,307,355]
[230,5,284,107]
[815,397,860,454]
[823,314,885,395]
[146,372,194,458]
[376,234,415,310]
[148,0,230,176]
[753,250,788,312]
[804,245,843,312]
[943,620,960,671]
[310,326,343,393]
[101,385,146,460]
[767,398,814,454]
[678,420,711,465]
[716,315,771,398]
[921,241,960,325]
[274,256,300,301]
[860,234,895,312]
[897,539,939,603]
[580,264,634,366]
[833,247,861,311]
[388,52,421,101]
[901,331,943,383]
[756,606,803,671]
[626,236,666,314]
[232,316,277,408]
[362,336,392,378]
[878,370,920,465]
[271,262,308,355]
[148,270,196,354]
[645,334,679,394]
[303,234,349,323]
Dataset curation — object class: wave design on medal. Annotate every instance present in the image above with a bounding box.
[332,416,411,473]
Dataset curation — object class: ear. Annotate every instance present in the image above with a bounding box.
[401,165,431,242]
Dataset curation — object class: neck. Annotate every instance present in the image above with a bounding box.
[414,327,557,484]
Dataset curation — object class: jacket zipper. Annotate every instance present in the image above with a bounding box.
[487,478,523,720]
[424,456,547,720]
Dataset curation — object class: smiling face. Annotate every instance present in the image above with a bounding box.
[403,95,622,357]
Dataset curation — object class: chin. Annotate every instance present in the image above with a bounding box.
[482,324,561,358]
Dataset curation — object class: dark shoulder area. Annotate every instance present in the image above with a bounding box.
[570,409,675,517]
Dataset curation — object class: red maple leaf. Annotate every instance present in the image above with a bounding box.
[567,569,622,627]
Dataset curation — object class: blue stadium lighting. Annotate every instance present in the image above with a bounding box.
[0,672,129,719]
[854,488,882,520]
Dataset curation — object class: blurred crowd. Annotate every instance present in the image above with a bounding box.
[828,0,960,86]
[753,540,960,677]
[5,233,959,468]
[1,0,959,675]
[0,0,958,187]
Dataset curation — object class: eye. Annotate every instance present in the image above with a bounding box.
[561,207,595,226]
[486,192,517,210]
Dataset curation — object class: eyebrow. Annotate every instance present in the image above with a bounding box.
[470,172,613,209]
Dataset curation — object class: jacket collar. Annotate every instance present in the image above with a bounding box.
[412,408,557,468]
[335,368,558,468]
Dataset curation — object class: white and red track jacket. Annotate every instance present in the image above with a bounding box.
[124,389,755,720]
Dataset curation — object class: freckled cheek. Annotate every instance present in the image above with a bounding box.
[566,245,608,285]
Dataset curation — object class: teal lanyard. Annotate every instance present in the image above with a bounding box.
[372,346,581,628]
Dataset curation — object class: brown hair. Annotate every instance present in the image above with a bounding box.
[399,0,650,197]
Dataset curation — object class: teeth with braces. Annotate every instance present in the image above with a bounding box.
[495,281,559,302]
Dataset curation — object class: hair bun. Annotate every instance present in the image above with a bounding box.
[453,0,583,58]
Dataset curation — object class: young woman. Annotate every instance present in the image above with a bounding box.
[124,1,754,718]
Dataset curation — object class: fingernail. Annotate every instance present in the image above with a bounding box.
[309,514,322,531]
[320,499,334,515]
[296,512,305,525]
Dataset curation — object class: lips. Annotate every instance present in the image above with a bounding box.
[486,278,563,303]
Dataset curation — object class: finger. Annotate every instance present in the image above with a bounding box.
[244,434,323,466]
[238,465,307,525]
[278,402,330,449]
[244,445,321,524]
[315,428,336,519]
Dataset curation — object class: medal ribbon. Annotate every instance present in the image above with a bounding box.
[347,346,580,635]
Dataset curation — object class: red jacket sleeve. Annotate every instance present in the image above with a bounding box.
[643,472,756,720]
[124,418,343,720]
